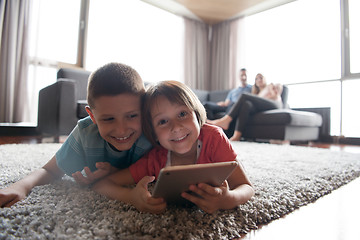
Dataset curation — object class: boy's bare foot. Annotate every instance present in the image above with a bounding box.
[207,116,232,130]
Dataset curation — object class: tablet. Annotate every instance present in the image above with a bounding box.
[152,161,238,205]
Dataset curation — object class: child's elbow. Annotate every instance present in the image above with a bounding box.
[242,183,255,203]
[249,184,255,198]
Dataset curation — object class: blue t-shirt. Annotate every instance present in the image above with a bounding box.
[56,116,152,176]
[226,84,252,104]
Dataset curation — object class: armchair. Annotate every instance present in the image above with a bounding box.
[37,68,91,141]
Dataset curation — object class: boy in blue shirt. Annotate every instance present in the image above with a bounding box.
[0,62,152,207]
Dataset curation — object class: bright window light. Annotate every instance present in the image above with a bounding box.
[342,79,360,137]
[29,0,80,63]
[237,0,341,84]
[27,0,81,123]
[349,0,360,73]
[86,0,184,83]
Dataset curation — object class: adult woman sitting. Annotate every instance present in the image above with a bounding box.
[208,73,283,141]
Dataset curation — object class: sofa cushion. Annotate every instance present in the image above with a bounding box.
[191,89,209,104]
[208,90,229,103]
[243,125,320,141]
[249,109,322,127]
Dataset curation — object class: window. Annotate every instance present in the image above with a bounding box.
[86,0,184,83]
[237,0,359,138]
[237,0,341,84]
[29,0,81,64]
[349,0,360,73]
[28,0,82,123]
[342,79,360,137]
[26,0,183,124]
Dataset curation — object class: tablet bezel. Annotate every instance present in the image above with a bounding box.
[152,161,238,205]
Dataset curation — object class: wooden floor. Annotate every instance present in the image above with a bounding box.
[0,136,44,145]
[240,177,360,240]
[239,142,360,240]
[1,136,360,240]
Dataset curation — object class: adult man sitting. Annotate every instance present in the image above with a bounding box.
[204,68,252,120]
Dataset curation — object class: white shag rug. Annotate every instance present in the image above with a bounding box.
[1,142,360,240]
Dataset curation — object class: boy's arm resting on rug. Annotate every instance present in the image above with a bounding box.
[92,168,166,214]
[0,155,64,208]
[181,160,255,214]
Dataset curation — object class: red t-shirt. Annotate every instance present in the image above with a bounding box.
[129,123,237,183]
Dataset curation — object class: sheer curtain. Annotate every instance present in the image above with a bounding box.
[209,19,239,91]
[183,17,210,90]
[0,0,31,123]
[184,17,239,91]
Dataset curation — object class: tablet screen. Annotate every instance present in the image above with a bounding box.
[152,161,238,205]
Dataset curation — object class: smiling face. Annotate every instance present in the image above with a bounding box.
[255,74,267,90]
[150,95,200,156]
[86,93,142,151]
[239,69,247,87]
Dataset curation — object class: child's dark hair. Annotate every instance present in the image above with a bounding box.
[87,62,145,109]
[142,80,207,146]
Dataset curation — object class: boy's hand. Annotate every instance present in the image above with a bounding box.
[0,185,26,208]
[181,180,231,214]
[130,176,166,214]
[72,162,116,186]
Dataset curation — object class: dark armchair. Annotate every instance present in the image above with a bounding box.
[37,68,91,141]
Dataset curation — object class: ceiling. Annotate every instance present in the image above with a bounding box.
[142,0,296,25]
